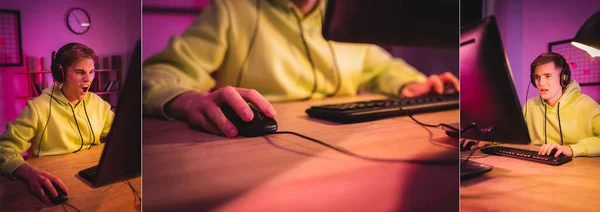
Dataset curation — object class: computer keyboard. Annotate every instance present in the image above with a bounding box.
[480,146,572,166]
[305,93,459,123]
[78,165,99,181]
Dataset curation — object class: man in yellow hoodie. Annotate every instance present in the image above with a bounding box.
[143,0,460,137]
[525,52,600,157]
[0,43,114,204]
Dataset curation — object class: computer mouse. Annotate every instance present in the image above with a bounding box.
[220,103,278,137]
[460,140,477,151]
[42,182,68,205]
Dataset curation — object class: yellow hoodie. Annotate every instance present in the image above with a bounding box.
[524,80,600,157]
[142,0,427,118]
[1,84,114,177]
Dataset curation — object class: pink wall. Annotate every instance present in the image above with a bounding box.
[495,0,600,105]
[0,0,140,134]
[142,0,209,60]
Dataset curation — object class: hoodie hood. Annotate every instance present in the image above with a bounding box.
[540,80,581,110]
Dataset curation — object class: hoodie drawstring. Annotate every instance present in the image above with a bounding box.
[83,100,97,150]
[69,103,85,153]
[291,8,318,100]
[543,101,565,146]
[558,102,564,145]
[544,103,547,144]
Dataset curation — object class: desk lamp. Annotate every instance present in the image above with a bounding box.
[571,11,600,57]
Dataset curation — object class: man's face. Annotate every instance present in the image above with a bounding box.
[62,58,95,103]
[533,62,563,105]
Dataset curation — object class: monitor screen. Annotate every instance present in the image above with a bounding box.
[322,0,458,48]
[459,16,530,144]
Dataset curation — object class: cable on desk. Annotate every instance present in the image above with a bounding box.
[270,131,458,165]
[459,123,490,169]
[62,202,82,212]
[126,180,141,202]
[395,105,458,132]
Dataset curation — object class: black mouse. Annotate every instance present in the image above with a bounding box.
[42,182,68,205]
[220,103,278,137]
[460,140,476,151]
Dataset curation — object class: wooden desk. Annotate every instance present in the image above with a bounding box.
[461,144,600,212]
[143,95,460,211]
[1,144,142,212]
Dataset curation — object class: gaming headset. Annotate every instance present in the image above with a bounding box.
[530,52,571,89]
[51,42,81,84]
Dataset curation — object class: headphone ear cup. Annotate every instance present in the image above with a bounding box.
[561,69,571,88]
[52,63,64,84]
[560,56,571,88]
[530,74,537,88]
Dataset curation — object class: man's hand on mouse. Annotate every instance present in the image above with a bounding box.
[461,139,480,150]
[166,86,276,137]
[13,163,68,204]
[401,72,460,97]
[538,143,573,157]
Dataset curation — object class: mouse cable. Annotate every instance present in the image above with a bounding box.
[62,202,82,212]
[126,180,141,202]
[459,123,483,169]
[270,131,457,165]
[458,123,501,169]
[396,105,458,132]
[460,139,482,170]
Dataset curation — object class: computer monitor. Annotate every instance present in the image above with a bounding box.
[78,40,142,187]
[459,16,530,144]
[322,0,458,48]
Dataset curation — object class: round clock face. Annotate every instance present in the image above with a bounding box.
[67,8,91,35]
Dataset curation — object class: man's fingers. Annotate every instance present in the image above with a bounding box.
[538,144,547,155]
[554,148,563,158]
[217,86,253,122]
[37,187,51,204]
[238,88,276,118]
[541,144,551,155]
[440,72,460,92]
[402,83,429,97]
[47,174,68,193]
[204,105,238,138]
[41,178,57,198]
[189,110,224,135]
[30,179,50,204]
[428,75,444,94]
[401,86,416,97]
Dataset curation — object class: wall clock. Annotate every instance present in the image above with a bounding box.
[66,8,91,35]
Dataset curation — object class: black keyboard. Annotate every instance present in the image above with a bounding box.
[305,94,459,123]
[78,165,99,182]
[481,146,572,166]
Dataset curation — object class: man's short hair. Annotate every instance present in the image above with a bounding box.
[54,43,97,69]
[530,52,568,75]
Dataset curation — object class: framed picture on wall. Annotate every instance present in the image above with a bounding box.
[549,39,600,86]
[0,9,24,67]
